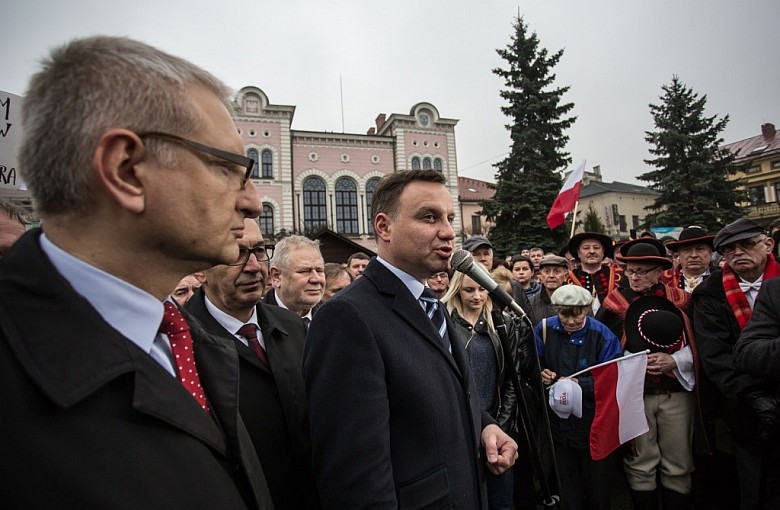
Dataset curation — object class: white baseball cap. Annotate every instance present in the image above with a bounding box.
[548,378,583,419]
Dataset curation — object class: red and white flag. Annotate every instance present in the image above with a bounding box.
[546,160,586,230]
[588,351,649,460]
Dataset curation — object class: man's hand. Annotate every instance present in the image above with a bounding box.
[481,423,518,475]
[647,352,677,375]
[746,390,779,440]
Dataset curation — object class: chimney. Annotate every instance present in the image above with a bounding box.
[762,123,776,142]
[367,127,376,135]
[375,113,386,131]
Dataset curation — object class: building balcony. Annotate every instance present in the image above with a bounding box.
[745,201,780,221]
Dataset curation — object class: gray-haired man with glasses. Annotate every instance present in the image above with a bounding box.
[186,218,319,510]
[0,36,273,509]
[692,217,780,510]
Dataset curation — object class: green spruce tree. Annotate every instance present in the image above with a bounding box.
[481,16,576,256]
[640,76,744,231]
[581,203,606,233]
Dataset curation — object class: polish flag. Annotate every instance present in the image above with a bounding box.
[546,161,586,230]
[588,351,649,460]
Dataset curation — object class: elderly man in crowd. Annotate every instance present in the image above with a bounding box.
[0,36,271,508]
[322,262,351,302]
[263,235,325,327]
[567,232,620,313]
[186,218,318,510]
[527,255,570,326]
[692,218,780,510]
[663,226,716,293]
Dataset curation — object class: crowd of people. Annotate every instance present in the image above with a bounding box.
[1,35,778,510]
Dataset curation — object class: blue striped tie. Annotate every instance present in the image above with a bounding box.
[420,287,451,351]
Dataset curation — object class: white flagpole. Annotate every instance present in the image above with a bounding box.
[569,200,579,239]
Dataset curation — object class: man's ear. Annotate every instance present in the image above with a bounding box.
[194,271,207,284]
[92,129,148,214]
[269,266,284,289]
[375,212,392,242]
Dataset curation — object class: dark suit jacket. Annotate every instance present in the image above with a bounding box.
[186,287,319,509]
[303,259,493,509]
[0,230,272,510]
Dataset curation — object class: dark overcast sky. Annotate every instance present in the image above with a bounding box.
[3,0,778,185]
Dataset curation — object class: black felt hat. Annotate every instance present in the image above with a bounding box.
[568,232,614,261]
[665,226,715,252]
[616,238,673,270]
[624,296,685,353]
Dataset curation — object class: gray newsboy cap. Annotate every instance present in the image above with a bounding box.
[463,236,493,253]
[550,285,593,307]
[538,255,569,269]
[713,218,765,252]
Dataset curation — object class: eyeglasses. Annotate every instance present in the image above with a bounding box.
[719,237,766,256]
[138,131,254,190]
[429,272,449,280]
[624,266,660,277]
[228,245,275,267]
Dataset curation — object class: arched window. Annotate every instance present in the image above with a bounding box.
[434,158,443,172]
[422,157,432,170]
[259,203,274,240]
[335,177,359,235]
[261,149,273,179]
[366,177,381,235]
[411,156,421,170]
[303,177,327,233]
[247,148,259,178]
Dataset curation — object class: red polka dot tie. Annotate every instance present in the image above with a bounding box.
[160,301,210,413]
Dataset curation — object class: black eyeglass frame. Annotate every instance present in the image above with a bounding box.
[623,266,661,277]
[228,245,276,267]
[717,236,767,256]
[138,131,254,189]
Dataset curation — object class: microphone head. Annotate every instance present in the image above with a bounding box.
[451,249,474,272]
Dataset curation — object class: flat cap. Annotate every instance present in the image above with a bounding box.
[713,218,765,252]
[462,236,493,253]
[550,285,593,307]
[538,254,569,269]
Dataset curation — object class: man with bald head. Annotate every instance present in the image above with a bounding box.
[186,218,318,510]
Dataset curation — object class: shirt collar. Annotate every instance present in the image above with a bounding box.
[203,294,258,335]
[39,233,163,354]
[375,256,426,300]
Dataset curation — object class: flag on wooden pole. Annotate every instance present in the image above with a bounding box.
[546,161,586,230]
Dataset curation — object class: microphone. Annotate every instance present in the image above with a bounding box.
[450,249,528,319]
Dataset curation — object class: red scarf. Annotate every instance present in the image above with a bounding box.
[722,256,780,330]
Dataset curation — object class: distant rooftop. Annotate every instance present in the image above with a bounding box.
[723,122,780,164]
[458,176,494,202]
[579,180,658,198]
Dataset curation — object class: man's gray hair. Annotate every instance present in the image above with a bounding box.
[19,36,234,218]
[271,235,322,271]
[0,198,29,225]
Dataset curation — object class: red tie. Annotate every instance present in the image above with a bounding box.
[160,301,210,413]
[237,323,268,365]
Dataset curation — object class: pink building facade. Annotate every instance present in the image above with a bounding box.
[232,86,462,252]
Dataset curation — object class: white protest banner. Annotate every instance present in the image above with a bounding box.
[0,90,25,191]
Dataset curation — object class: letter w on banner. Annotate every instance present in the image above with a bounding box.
[589,351,649,460]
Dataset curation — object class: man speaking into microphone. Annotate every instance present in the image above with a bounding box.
[303,169,518,509]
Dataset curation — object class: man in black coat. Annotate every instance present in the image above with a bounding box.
[186,218,319,509]
[303,170,518,509]
[692,218,780,510]
[0,36,271,508]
